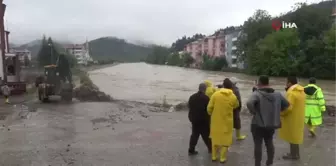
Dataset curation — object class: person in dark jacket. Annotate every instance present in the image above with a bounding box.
[188,83,212,155]
[246,75,289,166]
[224,78,246,140]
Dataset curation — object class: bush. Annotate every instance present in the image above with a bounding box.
[79,72,93,86]
[201,55,228,71]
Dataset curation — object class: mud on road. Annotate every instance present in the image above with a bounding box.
[0,99,335,166]
[0,99,158,165]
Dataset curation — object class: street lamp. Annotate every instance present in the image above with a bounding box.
[48,43,53,64]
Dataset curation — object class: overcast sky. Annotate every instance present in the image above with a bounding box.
[4,0,320,45]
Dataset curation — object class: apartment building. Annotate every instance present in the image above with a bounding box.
[12,49,32,65]
[184,31,226,66]
[64,40,92,65]
[224,30,245,69]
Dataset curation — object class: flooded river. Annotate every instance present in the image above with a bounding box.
[89,62,336,106]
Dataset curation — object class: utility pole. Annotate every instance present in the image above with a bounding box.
[48,43,53,64]
[0,1,6,83]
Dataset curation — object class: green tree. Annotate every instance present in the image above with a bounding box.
[283,2,334,42]
[305,26,335,79]
[182,53,194,67]
[57,53,71,82]
[64,54,77,68]
[201,54,214,70]
[37,36,59,67]
[167,53,183,66]
[234,9,272,67]
[171,34,205,52]
[253,29,300,76]
[146,46,170,64]
[213,57,228,71]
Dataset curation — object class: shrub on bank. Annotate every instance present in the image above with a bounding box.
[74,71,113,102]
[79,72,94,87]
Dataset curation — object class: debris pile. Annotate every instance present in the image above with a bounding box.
[74,72,113,102]
[174,102,188,111]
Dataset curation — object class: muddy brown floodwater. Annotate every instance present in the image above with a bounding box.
[90,62,336,106]
[0,63,335,166]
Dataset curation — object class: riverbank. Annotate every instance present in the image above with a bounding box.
[151,62,336,81]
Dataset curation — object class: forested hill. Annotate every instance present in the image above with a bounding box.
[15,39,69,59]
[15,37,153,62]
[88,37,153,62]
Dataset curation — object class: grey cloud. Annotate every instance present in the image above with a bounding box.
[3,0,319,45]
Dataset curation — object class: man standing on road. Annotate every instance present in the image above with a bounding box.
[207,79,239,163]
[1,83,10,104]
[279,76,305,160]
[246,75,289,166]
[225,78,246,140]
[187,83,212,155]
[304,77,326,137]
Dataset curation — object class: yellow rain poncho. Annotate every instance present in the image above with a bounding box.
[207,88,239,146]
[279,84,306,144]
[204,80,216,98]
[207,88,239,162]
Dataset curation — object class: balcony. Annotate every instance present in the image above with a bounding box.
[232,55,237,59]
[231,64,237,68]
[232,46,237,50]
[232,37,237,42]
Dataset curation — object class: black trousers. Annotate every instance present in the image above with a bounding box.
[189,121,211,152]
[251,126,275,166]
[233,110,241,129]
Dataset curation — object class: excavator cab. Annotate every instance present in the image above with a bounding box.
[44,65,60,85]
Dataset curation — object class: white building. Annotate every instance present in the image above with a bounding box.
[12,49,32,65]
[224,30,245,69]
[64,40,93,65]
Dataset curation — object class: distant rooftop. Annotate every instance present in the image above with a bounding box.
[331,8,336,16]
[64,44,85,49]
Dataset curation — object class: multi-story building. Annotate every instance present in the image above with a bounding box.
[184,31,226,66]
[64,40,92,65]
[224,29,245,69]
[12,49,31,65]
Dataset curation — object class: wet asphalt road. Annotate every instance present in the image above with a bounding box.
[0,100,335,166]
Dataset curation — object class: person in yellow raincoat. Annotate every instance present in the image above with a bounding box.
[279,76,305,160]
[207,79,239,163]
[204,80,216,98]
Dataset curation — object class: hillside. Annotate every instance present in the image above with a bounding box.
[15,37,153,62]
[88,37,153,62]
[14,39,42,59]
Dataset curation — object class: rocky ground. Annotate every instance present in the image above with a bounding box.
[0,97,335,166]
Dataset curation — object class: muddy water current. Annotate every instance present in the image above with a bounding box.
[89,62,335,106]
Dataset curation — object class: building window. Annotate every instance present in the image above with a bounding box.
[232,59,237,64]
